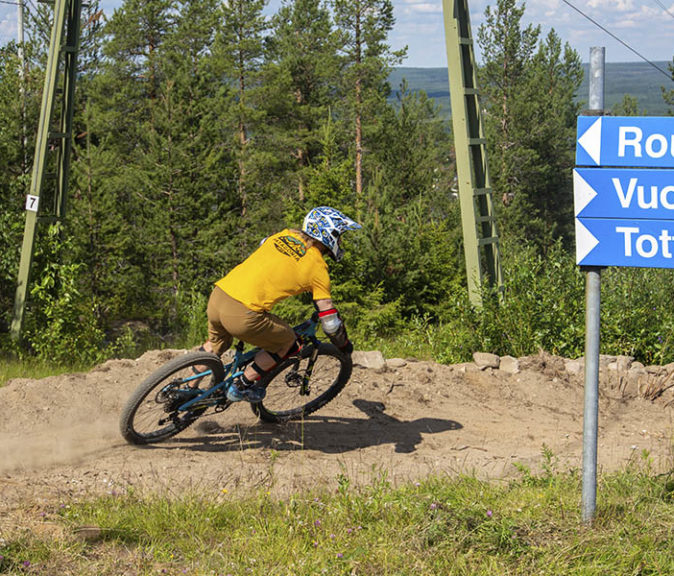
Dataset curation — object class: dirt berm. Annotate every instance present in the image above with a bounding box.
[1,349,673,517]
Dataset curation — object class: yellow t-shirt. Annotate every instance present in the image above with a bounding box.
[216,229,331,312]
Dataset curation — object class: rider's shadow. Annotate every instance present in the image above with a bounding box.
[170,398,463,454]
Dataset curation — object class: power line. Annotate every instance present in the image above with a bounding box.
[561,0,672,81]
[0,0,20,5]
[652,0,674,20]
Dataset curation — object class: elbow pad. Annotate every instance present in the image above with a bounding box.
[319,308,351,351]
[319,308,342,335]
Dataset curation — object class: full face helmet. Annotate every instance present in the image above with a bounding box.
[302,206,361,261]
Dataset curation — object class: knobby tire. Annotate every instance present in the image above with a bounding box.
[120,351,225,445]
[253,342,352,423]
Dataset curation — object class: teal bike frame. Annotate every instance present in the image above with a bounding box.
[175,312,323,411]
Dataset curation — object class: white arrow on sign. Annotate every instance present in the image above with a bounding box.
[575,219,599,264]
[577,117,602,166]
[573,169,597,216]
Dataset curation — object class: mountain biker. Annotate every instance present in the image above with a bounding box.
[196,206,361,403]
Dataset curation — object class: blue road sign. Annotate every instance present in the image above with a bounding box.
[576,218,674,267]
[576,116,674,168]
[574,168,674,220]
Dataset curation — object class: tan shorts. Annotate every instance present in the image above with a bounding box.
[206,286,296,356]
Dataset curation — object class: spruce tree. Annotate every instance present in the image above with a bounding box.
[215,0,267,222]
[78,0,179,327]
[477,0,582,250]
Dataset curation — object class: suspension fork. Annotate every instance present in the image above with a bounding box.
[300,342,320,396]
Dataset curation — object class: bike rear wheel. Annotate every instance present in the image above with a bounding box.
[120,351,225,445]
[253,342,352,423]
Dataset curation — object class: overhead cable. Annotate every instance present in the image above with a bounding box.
[652,0,674,21]
[561,0,672,81]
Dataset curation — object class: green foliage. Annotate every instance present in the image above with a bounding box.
[0,42,40,333]
[24,225,106,366]
[171,288,209,348]
[599,267,674,364]
[356,242,674,366]
[1,0,672,370]
[611,93,641,116]
[470,241,585,359]
[478,0,583,251]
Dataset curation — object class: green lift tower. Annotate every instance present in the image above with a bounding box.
[443,0,503,306]
[11,0,83,339]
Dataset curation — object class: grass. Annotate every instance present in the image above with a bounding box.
[0,354,92,386]
[2,457,673,575]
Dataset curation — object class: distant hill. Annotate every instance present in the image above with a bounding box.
[389,61,673,117]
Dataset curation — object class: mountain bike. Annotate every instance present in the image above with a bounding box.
[119,312,353,445]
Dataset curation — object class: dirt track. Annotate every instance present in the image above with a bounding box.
[1,349,673,518]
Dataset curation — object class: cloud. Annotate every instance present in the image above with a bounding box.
[395,21,440,40]
[398,0,442,16]
[587,0,635,11]
[0,13,16,41]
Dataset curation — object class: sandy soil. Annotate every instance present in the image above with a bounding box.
[1,349,673,521]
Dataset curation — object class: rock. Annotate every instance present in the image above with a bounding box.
[473,352,500,370]
[453,363,476,374]
[352,350,387,372]
[499,355,519,374]
[565,359,583,375]
[386,358,408,369]
[616,355,634,372]
[608,355,634,372]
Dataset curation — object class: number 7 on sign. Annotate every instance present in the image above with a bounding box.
[25,195,39,213]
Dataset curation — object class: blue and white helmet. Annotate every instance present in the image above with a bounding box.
[302,206,361,261]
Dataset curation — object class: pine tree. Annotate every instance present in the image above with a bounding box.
[331,0,405,213]
[477,0,539,208]
[477,0,582,250]
[348,82,462,318]
[265,0,342,206]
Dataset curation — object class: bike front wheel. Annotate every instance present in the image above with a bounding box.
[253,342,352,423]
[120,351,225,445]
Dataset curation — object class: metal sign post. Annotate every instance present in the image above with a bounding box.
[579,46,605,523]
[576,48,674,523]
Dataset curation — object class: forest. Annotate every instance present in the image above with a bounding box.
[1,0,674,367]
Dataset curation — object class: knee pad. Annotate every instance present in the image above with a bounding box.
[268,340,302,364]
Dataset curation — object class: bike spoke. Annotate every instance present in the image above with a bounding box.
[120,352,226,444]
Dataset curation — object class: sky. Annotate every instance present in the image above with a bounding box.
[0,0,672,69]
